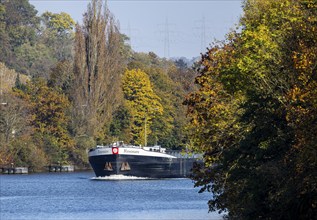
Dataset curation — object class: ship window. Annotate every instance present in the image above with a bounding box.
[120,162,131,171]
[104,162,113,171]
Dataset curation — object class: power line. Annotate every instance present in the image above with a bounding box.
[121,23,139,49]
[157,18,177,58]
[194,16,211,53]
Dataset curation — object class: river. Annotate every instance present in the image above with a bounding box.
[0,171,223,220]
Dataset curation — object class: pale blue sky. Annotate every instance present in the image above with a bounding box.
[30,0,243,59]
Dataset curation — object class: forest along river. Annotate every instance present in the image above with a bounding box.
[0,171,223,220]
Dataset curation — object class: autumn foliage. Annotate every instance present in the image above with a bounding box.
[186,0,317,219]
[0,0,195,170]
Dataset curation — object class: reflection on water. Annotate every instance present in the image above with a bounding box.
[0,172,223,220]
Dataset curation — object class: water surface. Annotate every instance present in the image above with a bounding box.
[0,172,222,219]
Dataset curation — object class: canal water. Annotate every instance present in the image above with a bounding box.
[0,172,223,220]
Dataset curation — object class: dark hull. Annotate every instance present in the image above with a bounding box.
[89,154,197,178]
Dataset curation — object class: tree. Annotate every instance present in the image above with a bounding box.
[48,60,74,95]
[186,0,317,219]
[40,11,75,61]
[41,11,75,35]
[0,0,39,71]
[0,3,10,66]
[127,52,195,148]
[15,42,55,78]
[122,69,163,145]
[5,136,47,171]
[2,0,39,47]
[71,0,125,141]
[109,105,131,142]
[16,79,74,164]
[0,1,75,79]
[0,62,29,94]
[0,92,29,144]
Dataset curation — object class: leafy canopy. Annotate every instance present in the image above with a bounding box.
[122,69,163,145]
[186,0,317,219]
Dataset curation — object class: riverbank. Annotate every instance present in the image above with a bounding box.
[0,165,92,174]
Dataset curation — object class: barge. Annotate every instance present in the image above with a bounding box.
[88,142,200,178]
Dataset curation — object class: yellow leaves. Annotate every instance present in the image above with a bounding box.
[189,0,317,217]
[304,0,317,9]
[122,69,163,145]
[238,24,281,87]
[17,79,73,152]
[122,69,153,100]
[293,50,316,71]
[285,82,316,138]
[42,11,75,33]
[289,86,302,101]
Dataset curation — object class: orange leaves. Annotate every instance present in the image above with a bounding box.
[185,38,244,157]
[17,79,74,154]
[292,43,316,77]
[287,86,307,103]
[188,0,317,218]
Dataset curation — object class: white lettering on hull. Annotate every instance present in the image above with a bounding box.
[123,149,140,154]
[89,147,176,158]
[97,149,112,154]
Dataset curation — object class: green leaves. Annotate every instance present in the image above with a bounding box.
[42,12,75,35]
[187,0,317,218]
[17,79,74,164]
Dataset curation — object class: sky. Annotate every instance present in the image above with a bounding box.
[30,0,243,59]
